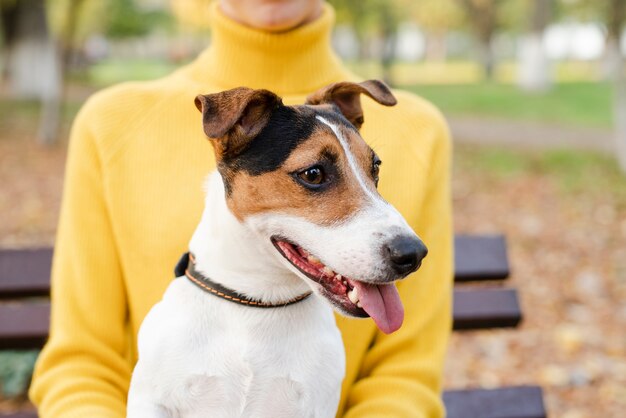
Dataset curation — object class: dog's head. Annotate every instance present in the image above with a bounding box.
[194,80,427,334]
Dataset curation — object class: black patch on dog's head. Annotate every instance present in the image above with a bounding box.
[220,105,317,176]
[217,104,361,193]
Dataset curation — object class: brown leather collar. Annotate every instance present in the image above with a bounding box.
[175,252,313,308]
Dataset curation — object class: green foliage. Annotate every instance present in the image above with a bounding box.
[411,0,466,33]
[0,0,18,9]
[498,0,531,32]
[106,0,150,38]
[454,0,509,35]
[406,82,612,127]
[87,58,179,86]
[466,148,530,176]
[555,0,601,21]
[331,0,569,36]
[0,0,18,23]
[331,0,377,33]
[330,0,403,36]
[555,0,626,38]
[536,150,626,195]
[106,0,173,39]
[0,100,41,132]
[456,145,626,200]
[46,0,173,45]
[46,0,108,45]
[0,351,39,398]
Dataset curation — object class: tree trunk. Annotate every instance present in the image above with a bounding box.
[606,0,626,172]
[518,0,552,92]
[381,31,397,86]
[61,0,87,74]
[518,33,551,91]
[3,0,60,99]
[610,37,626,172]
[425,31,448,62]
[478,37,495,81]
[1,0,63,145]
[354,30,369,61]
[603,36,622,80]
[379,7,398,87]
[457,0,497,81]
[37,39,64,146]
[37,0,89,145]
[604,0,626,81]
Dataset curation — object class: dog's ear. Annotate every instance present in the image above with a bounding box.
[305,80,396,130]
[195,88,282,158]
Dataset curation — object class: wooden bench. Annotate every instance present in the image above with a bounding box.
[0,234,546,418]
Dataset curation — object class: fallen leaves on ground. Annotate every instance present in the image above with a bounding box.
[0,131,624,418]
[447,145,626,418]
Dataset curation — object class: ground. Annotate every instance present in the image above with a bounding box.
[448,147,626,418]
[0,84,624,417]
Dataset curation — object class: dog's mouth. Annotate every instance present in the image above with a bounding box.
[271,237,404,334]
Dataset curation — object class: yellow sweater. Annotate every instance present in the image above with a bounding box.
[30,3,452,417]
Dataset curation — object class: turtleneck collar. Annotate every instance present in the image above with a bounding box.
[184,2,353,96]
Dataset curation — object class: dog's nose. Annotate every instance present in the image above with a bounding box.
[384,236,428,275]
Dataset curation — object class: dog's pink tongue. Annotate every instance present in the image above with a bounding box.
[353,281,404,334]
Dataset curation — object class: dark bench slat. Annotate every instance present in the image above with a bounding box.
[454,234,510,282]
[0,288,522,349]
[444,385,546,418]
[0,248,52,298]
[453,288,522,330]
[0,386,545,418]
[0,303,50,349]
[0,412,37,418]
[0,235,510,300]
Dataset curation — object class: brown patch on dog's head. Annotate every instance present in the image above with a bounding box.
[225,123,371,225]
[195,82,391,226]
[305,80,396,129]
[195,87,282,160]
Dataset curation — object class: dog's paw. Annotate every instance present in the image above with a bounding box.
[243,377,314,418]
[179,375,237,416]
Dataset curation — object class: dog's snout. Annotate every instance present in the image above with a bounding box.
[384,236,428,275]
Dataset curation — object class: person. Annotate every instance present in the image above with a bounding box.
[29,0,452,416]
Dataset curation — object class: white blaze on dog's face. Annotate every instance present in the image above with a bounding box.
[194,80,428,334]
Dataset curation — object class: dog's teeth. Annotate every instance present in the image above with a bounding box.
[342,280,347,285]
[348,288,359,305]
[307,255,321,264]
[357,301,363,308]
[335,274,342,281]
[322,266,334,276]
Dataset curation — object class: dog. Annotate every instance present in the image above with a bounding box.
[126,80,428,418]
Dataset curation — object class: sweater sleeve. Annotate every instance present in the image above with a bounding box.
[342,112,453,418]
[29,97,132,418]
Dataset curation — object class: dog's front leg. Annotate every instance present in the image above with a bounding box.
[127,397,170,418]
[127,371,172,418]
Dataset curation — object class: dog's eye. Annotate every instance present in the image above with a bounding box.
[372,161,381,178]
[298,166,326,186]
[372,159,382,185]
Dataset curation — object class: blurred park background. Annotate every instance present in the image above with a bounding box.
[0,0,625,417]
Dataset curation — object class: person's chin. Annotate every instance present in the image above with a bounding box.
[247,3,320,32]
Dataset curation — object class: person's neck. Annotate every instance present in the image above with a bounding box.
[185,2,352,96]
[189,172,311,304]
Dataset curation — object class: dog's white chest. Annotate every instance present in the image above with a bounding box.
[128,279,345,418]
